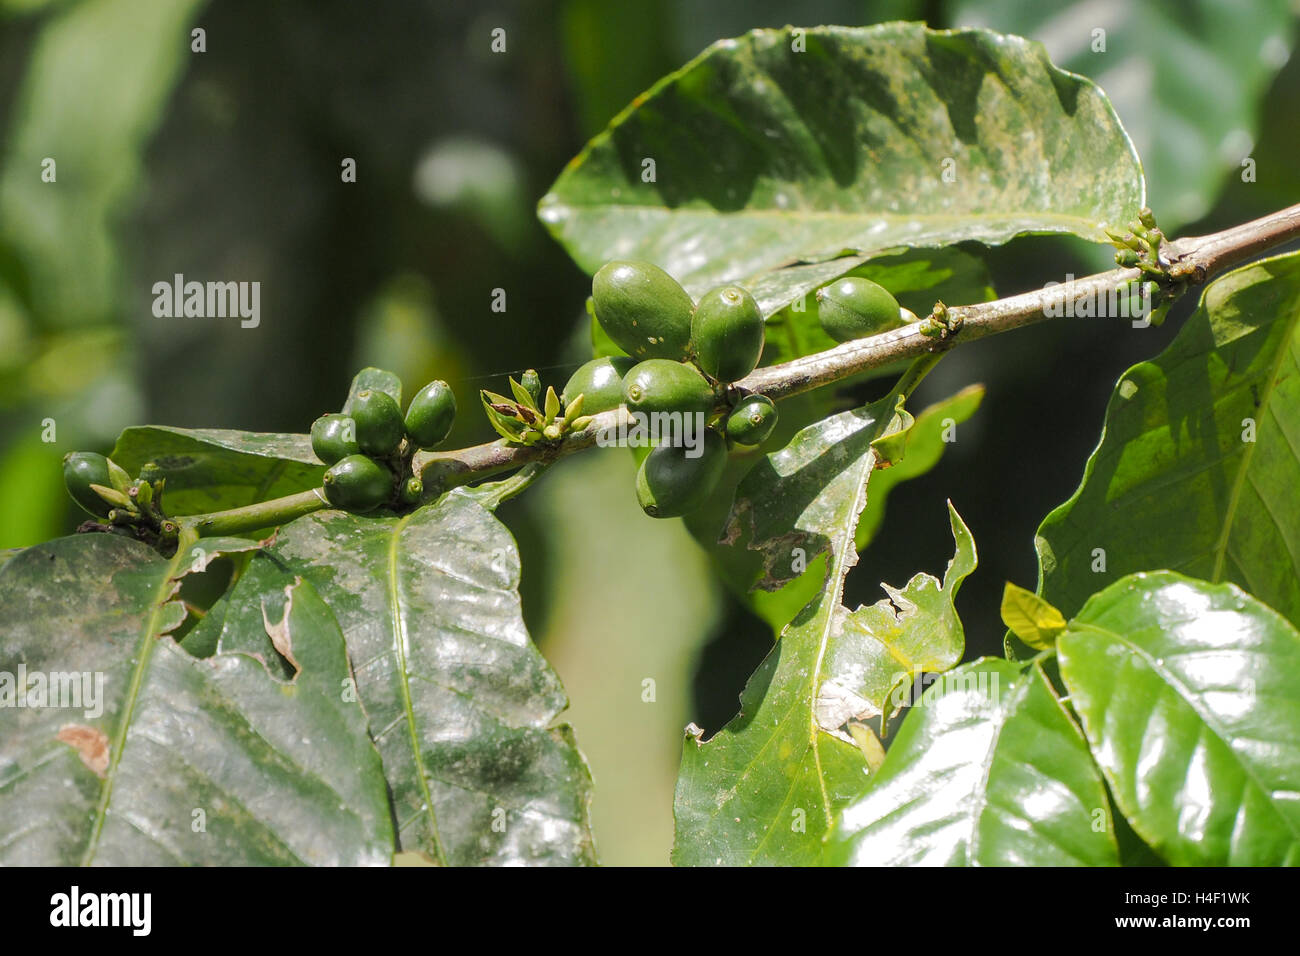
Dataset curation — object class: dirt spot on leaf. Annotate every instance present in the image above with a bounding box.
[57,724,110,777]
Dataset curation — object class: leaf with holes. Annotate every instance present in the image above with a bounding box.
[687,384,984,634]
[0,534,392,865]
[673,387,976,865]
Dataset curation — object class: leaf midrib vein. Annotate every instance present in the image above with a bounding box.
[548,201,1101,231]
[807,445,879,827]
[385,514,449,866]
[80,549,186,865]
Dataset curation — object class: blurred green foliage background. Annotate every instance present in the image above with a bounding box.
[0,0,1295,864]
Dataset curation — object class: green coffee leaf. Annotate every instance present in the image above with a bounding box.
[721,395,924,594]
[543,23,1143,316]
[673,386,976,865]
[0,534,392,865]
[954,0,1295,228]
[1036,252,1300,628]
[269,491,596,866]
[176,548,318,677]
[689,386,983,635]
[827,659,1118,866]
[111,425,323,517]
[1058,571,1300,866]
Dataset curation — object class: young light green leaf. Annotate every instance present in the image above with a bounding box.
[519,369,543,406]
[508,376,539,411]
[827,659,1118,866]
[846,722,886,773]
[268,491,596,866]
[0,534,392,865]
[106,459,132,494]
[543,23,1143,316]
[480,390,532,443]
[1036,252,1300,629]
[561,393,585,427]
[1000,581,1066,649]
[89,483,132,510]
[1058,571,1300,866]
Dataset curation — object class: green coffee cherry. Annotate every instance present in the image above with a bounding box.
[63,452,114,517]
[322,455,393,513]
[726,394,778,446]
[404,380,457,449]
[815,277,903,343]
[311,413,361,464]
[592,260,694,360]
[635,429,727,518]
[691,285,764,383]
[561,357,635,414]
[351,388,406,456]
[623,359,716,418]
[400,476,424,506]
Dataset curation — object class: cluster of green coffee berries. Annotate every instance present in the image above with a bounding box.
[312,372,456,514]
[62,452,179,540]
[573,260,776,518]
[573,260,914,519]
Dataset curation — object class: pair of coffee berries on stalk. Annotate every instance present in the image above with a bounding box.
[567,260,906,519]
[312,374,456,514]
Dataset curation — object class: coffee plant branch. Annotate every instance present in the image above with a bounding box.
[185,202,1300,538]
